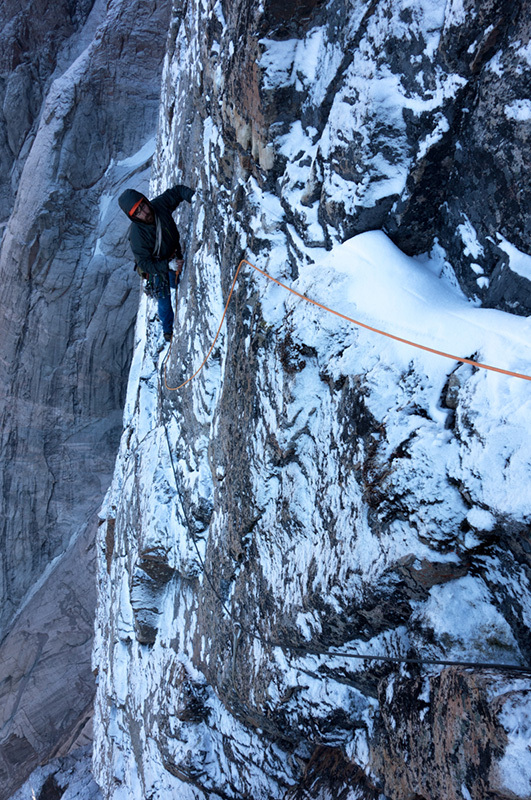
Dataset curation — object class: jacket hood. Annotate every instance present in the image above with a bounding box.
[118,188,148,218]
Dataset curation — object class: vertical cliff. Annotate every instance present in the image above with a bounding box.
[93,1,531,799]
[0,1,170,797]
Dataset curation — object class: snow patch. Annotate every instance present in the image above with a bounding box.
[412,576,520,662]
[259,28,342,104]
[458,215,484,259]
[516,40,531,67]
[504,100,531,122]
[497,234,531,281]
[466,507,496,531]
[444,0,467,28]
[496,692,531,798]
[417,112,450,159]
[487,51,505,76]
[116,137,156,168]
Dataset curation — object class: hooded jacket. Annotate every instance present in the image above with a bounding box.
[118,185,194,277]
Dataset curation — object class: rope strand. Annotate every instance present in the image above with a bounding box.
[163,258,531,390]
[156,255,530,673]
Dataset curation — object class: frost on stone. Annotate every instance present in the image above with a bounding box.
[91,1,531,798]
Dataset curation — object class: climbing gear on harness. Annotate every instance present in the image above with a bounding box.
[133,217,173,300]
[135,267,170,300]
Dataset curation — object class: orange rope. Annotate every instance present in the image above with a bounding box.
[163,258,247,391]
[163,258,531,390]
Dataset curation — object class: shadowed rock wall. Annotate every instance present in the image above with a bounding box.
[0,0,95,224]
[0,0,171,796]
[386,0,531,312]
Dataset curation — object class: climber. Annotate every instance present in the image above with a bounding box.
[118,184,194,341]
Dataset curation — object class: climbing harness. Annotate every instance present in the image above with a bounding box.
[162,258,531,391]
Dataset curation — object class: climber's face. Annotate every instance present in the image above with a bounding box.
[132,199,154,224]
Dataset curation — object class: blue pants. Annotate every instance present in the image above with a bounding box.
[158,270,176,335]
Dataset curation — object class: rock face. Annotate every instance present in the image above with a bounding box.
[0,0,170,796]
[8,746,101,800]
[372,669,531,800]
[0,0,95,222]
[92,1,531,799]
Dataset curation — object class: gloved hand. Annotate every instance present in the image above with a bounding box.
[174,259,184,280]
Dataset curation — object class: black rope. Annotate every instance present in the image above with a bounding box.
[298,649,531,672]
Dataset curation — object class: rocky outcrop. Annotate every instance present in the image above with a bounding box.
[0,521,97,799]
[0,0,95,223]
[0,0,171,796]
[8,746,101,800]
[93,1,531,799]
[372,669,531,800]
[388,0,531,313]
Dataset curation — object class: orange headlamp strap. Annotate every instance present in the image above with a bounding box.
[129,198,143,217]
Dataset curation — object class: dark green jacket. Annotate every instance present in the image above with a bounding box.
[121,185,194,277]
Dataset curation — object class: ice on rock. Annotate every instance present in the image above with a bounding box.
[92,1,531,798]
